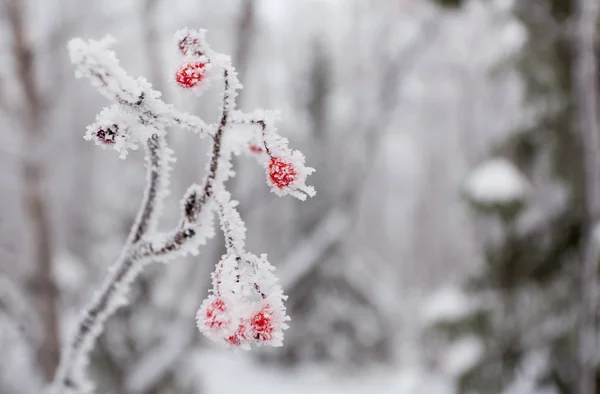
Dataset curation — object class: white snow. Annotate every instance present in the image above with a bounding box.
[592,221,600,249]
[186,350,455,394]
[422,286,477,325]
[52,251,86,292]
[440,336,484,378]
[463,158,530,205]
[501,350,552,394]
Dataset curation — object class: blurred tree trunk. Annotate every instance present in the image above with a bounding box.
[143,0,166,94]
[6,0,60,381]
[233,0,255,107]
[574,0,600,393]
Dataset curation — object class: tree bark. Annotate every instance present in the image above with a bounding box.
[142,0,166,94]
[233,0,255,106]
[6,0,60,381]
[574,0,600,393]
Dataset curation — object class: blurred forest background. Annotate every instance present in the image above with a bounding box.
[1,0,599,393]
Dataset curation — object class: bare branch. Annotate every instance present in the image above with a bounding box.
[278,209,350,289]
[132,133,172,243]
[50,93,187,388]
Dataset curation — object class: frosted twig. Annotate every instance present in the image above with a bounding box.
[134,66,239,261]
[50,29,314,393]
[69,36,214,138]
[50,129,172,393]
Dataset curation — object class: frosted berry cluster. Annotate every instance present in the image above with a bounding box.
[173,28,217,95]
[196,253,289,349]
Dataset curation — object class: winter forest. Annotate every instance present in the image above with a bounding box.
[2,0,600,393]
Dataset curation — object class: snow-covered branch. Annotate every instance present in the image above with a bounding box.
[50,29,315,394]
[70,36,213,144]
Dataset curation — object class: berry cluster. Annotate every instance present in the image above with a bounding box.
[200,298,276,347]
[174,29,211,92]
[196,253,288,349]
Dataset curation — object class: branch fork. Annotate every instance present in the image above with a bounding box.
[49,29,315,394]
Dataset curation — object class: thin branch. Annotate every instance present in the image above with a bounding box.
[278,209,350,289]
[50,130,172,392]
[132,133,171,243]
[69,38,214,138]
[51,67,237,393]
[137,69,235,258]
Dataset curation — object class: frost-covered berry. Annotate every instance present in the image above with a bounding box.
[175,62,206,88]
[227,321,248,346]
[268,157,296,189]
[249,144,263,153]
[250,305,274,341]
[96,125,117,144]
[201,297,228,330]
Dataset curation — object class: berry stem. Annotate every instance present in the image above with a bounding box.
[249,119,272,156]
[135,67,237,258]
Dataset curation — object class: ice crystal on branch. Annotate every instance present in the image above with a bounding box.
[51,28,313,394]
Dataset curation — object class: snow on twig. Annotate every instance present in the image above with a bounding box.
[50,29,314,394]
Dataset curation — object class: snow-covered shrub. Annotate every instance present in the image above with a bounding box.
[49,29,315,394]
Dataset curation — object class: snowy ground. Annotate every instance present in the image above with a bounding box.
[189,350,455,394]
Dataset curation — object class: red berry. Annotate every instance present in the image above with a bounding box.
[226,321,247,346]
[96,127,117,144]
[249,144,264,153]
[175,62,206,88]
[250,305,274,341]
[204,298,227,329]
[269,157,296,189]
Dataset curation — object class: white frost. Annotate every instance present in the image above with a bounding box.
[422,286,477,325]
[464,158,530,205]
[440,336,484,378]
